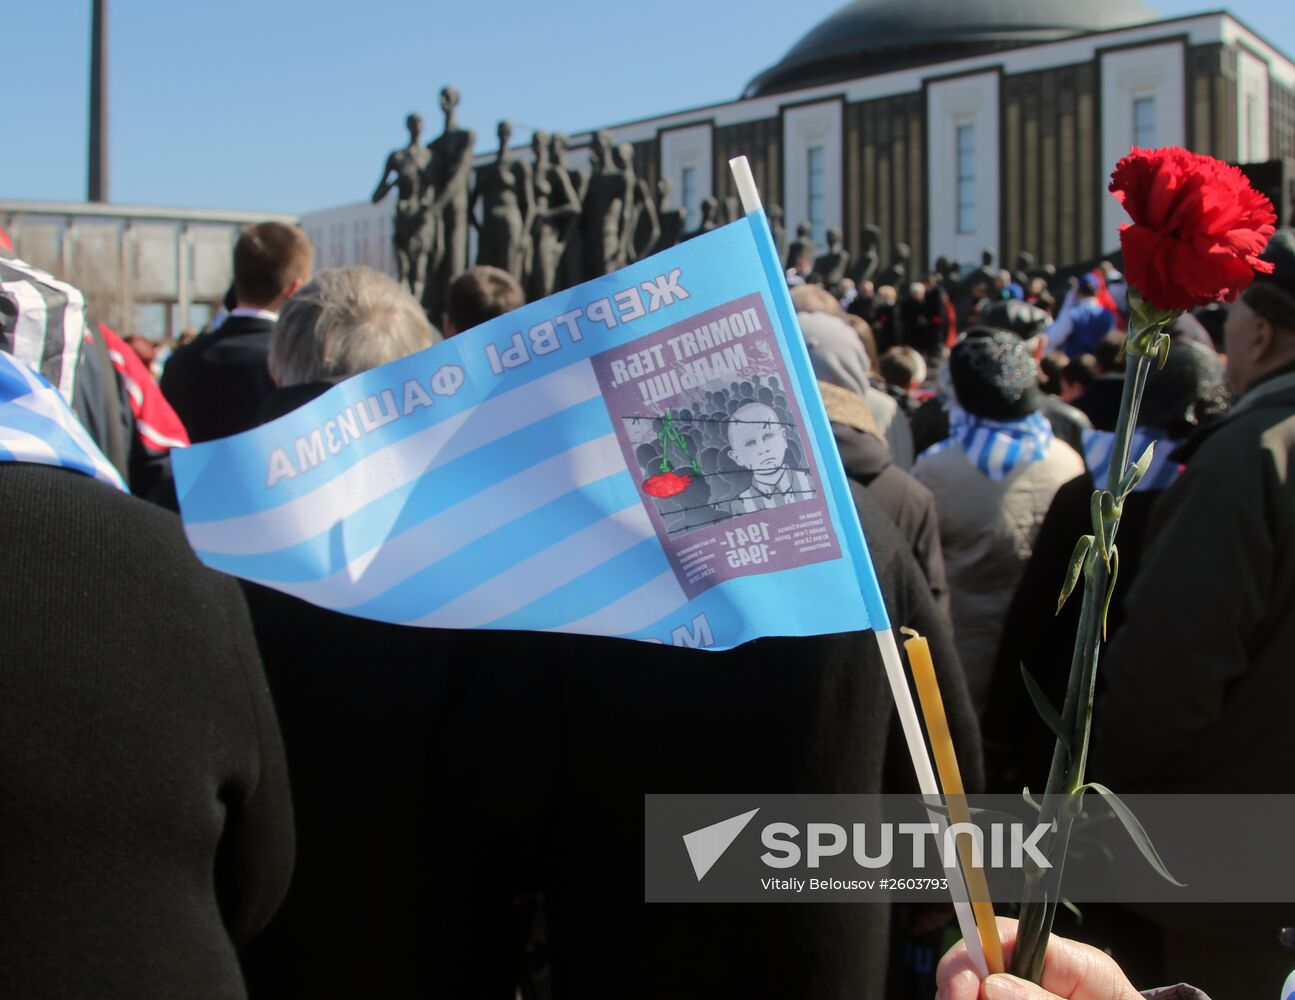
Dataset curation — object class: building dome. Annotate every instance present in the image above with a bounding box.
[744,0,1159,97]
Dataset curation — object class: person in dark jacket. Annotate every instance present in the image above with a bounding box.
[521,482,980,1000]
[1089,229,1295,999]
[234,267,466,998]
[0,355,293,999]
[161,222,313,442]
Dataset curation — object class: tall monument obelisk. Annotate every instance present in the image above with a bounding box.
[88,0,108,202]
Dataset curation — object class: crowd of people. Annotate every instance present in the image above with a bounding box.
[2,210,1293,999]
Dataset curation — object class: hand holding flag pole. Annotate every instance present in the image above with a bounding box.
[727,155,990,979]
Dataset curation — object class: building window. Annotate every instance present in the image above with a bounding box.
[1243,93,1259,161]
[1133,96,1156,149]
[956,124,975,235]
[680,165,698,230]
[807,144,826,244]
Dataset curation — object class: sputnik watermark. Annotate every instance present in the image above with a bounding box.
[647,793,1295,904]
[756,820,1054,874]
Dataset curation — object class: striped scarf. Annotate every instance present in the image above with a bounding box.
[1082,426,1181,493]
[0,351,126,490]
[921,407,1054,481]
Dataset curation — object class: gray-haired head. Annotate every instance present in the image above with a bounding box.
[270,266,438,387]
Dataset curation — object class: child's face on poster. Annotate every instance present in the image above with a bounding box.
[727,404,788,472]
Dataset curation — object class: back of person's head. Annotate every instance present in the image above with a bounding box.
[790,282,844,317]
[1243,227,1295,336]
[841,313,880,373]
[444,265,524,336]
[1093,332,1126,374]
[1139,338,1230,439]
[1076,273,1099,297]
[798,310,870,397]
[1038,350,1069,395]
[949,330,1040,420]
[1060,354,1096,395]
[978,298,1049,339]
[269,266,436,387]
[233,222,313,308]
[879,346,924,392]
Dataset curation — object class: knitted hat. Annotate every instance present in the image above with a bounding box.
[1139,338,1230,438]
[978,299,1050,339]
[1251,227,1295,298]
[949,330,1040,420]
[1244,228,1295,331]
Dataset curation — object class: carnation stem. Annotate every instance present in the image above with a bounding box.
[1010,319,1162,984]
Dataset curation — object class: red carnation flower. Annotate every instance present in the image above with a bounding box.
[643,470,691,498]
[1109,147,1276,312]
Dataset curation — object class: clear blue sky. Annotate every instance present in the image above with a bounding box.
[7,1,1293,215]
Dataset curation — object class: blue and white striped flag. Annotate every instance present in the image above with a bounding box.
[0,350,126,490]
[172,213,889,649]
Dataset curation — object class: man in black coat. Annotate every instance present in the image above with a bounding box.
[161,222,313,442]
[0,461,294,999]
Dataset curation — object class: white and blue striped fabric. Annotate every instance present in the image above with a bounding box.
[0,350,126,490]
[1082,426,1181,493]
[1,257,86,405]
[919,407,1054,481]
[171,215,889,649]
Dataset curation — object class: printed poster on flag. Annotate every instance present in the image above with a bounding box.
[172,211,890,650]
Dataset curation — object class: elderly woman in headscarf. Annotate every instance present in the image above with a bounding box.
[798,309,947,613]
[911,330,1085,714]
[796,303,914,468]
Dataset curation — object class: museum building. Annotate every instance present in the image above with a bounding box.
[305,0,1295,278]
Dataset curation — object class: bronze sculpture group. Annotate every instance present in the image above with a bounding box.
[375,88,787,321]
[374,86,998,321]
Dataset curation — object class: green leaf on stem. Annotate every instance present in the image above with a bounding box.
[1089,492,1108,564]
[1057,535,1093,614]
[1101,544,1120,640]
[1012,891,1052,981]
[1020,663,1071,756]
[1059,898,1083,924]
[1156,331,1171,369]
[1078,782,1186,886]
[1120,440,1156,499]
[1100,491,1122,536]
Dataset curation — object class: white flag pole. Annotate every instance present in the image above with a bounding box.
[728,155,990,979]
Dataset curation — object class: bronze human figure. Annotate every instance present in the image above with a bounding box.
[656,178,687,250]
[528,130,582,300]
[551,133,587,291]
[878,242,911,288]
[684,197,719,242]
[423,85,476,323]
[813,227,851,292]
[767,204,788,265]
[582,130,631,278]
[785,222,816,272]
[471,120,530,283]
[849,224,882,285]
[371,113,435,300]
[617,143,660,264]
